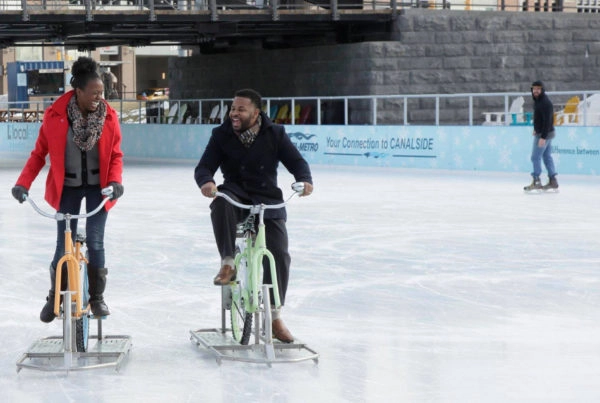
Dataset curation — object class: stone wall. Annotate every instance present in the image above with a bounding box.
[169,9,600,124]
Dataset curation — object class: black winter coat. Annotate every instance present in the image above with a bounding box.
[532,89,555,139]
[194,112,312,220]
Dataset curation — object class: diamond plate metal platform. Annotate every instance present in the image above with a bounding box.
[16,334,132,373]
[190,285,318,366]
[190,328,319,366]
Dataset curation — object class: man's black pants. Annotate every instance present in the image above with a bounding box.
[210,196,291,306]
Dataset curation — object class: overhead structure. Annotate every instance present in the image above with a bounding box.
[0,1,399,50]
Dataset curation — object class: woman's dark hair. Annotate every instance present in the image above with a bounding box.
[234,89,262,110]
[70,57,100,90]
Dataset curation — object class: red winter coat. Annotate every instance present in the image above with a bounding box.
[15,90,123,211]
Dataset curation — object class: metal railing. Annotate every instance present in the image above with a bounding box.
[2,91,599,125]
[0,0,399,13]
[1,0,596,13]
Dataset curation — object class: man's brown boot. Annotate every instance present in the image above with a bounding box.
[213,264,236,286]
[272,318,294,343]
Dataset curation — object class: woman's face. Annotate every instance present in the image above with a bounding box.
[76,77,104,115]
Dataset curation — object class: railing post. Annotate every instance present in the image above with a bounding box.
[331,0,339,21]
[583,93,588,126]
[403,96,408,126]
[344,97,348,125]
[468,95,473,126]
[271,0,279,21]
[265,99,270,120]
[149,0,156,22]
[21,0,29,22]
[317,98,321,125]
[291,98,295,124]
[372,97,377,125]
[504,94,509,126]
[85,0,93,21]
[210,0,218,21]
[435,96,440,126]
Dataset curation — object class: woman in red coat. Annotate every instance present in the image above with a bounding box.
[11,57,124,323]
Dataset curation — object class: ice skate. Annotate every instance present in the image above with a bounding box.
[523,177,542,192]
[542,175,559,192]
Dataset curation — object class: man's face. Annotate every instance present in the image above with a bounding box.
[76,78,104,114]
[532,85,542,99]
[229,96,259,133]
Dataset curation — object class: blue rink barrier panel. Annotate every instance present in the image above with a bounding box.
[2,123,600,175]
[0,123,40,161]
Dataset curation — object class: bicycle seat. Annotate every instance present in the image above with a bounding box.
[236,214,256,237]
[76,232,86,244]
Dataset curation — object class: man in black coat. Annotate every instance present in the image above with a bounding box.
[524,80,558,191]
[194,89,313,343]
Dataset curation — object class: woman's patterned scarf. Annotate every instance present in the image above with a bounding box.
[67,95,106,151]
[237,115,262,148]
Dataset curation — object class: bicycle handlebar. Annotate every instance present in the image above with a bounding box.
[214,182,304,213]
[25,186,114,221]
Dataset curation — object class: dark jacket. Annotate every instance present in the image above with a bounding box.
[194,111,312,220]
[531,88,555,139]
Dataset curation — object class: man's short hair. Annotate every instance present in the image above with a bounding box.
[234,89,262,110]
[531,80,544,89]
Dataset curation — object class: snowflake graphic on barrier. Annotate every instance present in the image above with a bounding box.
[453,154,463,168]
[498,147,512,167]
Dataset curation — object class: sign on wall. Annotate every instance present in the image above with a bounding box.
[287,125,600,175]
[3,123,600,175]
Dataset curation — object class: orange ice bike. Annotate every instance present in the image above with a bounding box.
[16,186,132,372]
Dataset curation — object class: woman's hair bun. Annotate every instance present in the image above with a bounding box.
[70,57,100,89]
[72,57,98,78]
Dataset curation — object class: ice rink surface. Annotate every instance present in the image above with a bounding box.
[1,161,600,402]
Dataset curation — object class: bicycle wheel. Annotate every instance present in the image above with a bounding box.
[230,245,252,345]
[75,252,90,352]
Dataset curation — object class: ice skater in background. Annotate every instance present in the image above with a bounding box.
[11,56,124,322]
[524,80,559,191]
[194,88,313,343]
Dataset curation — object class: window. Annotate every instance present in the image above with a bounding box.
[26,69,65,95]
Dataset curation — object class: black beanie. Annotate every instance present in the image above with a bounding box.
[531,80,544,88]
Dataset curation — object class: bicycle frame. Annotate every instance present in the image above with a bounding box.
[216,188,301,314]
[25,187,113,319]
[235,212,280,312]
[53,217,87,318]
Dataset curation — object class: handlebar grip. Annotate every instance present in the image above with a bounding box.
[101,186,114,197]
[291,182,305,194]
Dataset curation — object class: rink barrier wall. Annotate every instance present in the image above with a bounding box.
[2,123,600,175]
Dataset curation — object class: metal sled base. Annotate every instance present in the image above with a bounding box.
[16,296,132,373]
[190,285,319,366]
[190,328,319,366]
[16,334,132,373]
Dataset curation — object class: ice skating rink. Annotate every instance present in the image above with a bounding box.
[1,162,600,402]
